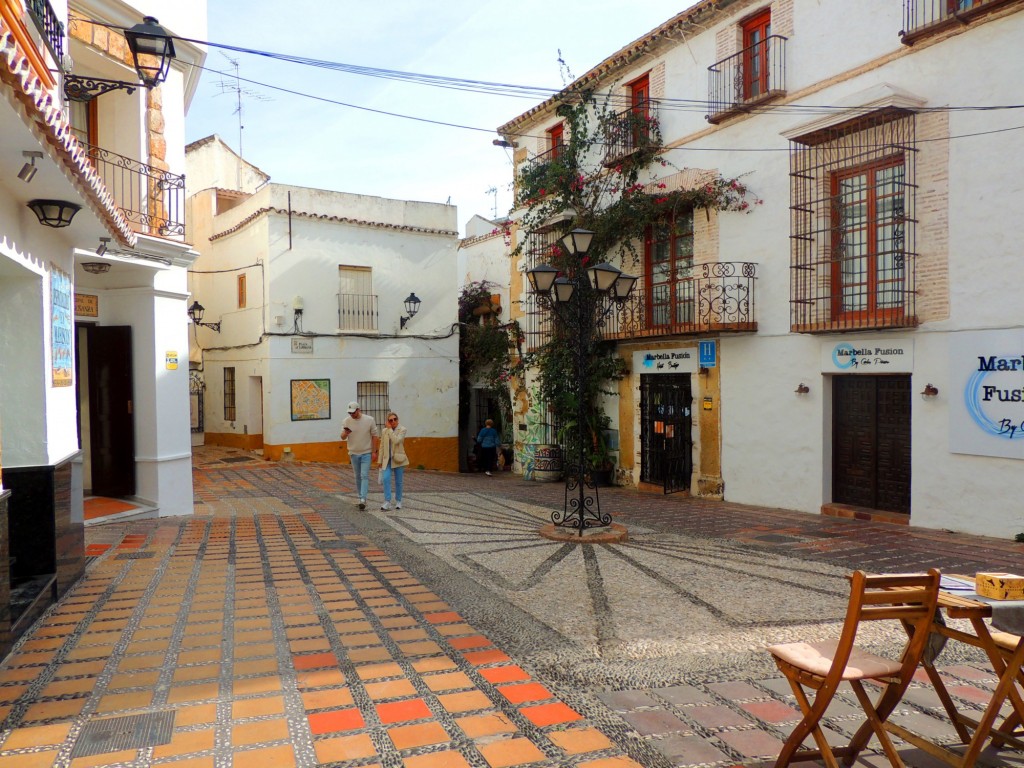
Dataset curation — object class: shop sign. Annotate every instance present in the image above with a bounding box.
[821,338,913,373]
[634,347,696,374]
[951,330,1024,460]
[75,293,98,317]
[51,266,72,387]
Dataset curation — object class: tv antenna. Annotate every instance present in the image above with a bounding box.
[485,186,498,219]
[214,54,271,163]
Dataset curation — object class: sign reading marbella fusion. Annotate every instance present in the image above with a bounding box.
[951,330,1024,460]
[821,338,914,373]
[634,347,696,374]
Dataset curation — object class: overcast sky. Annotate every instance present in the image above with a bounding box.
[183,1,691,235]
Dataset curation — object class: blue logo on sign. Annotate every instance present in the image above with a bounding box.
[699,341,716,367]
[832,343,857,370]
[964,355,1024,440]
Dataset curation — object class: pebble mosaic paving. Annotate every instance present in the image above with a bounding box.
[0,452,1021,766]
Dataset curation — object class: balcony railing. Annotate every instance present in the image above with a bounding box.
[79,142,186,237]
[338,293,378,331]
[707,35,787,124]
[25,0,64,62]
[601,263,758,340]
[603,103,659,166]
[901,0,1016,43]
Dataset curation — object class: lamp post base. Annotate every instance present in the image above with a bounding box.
[539,522,628,544]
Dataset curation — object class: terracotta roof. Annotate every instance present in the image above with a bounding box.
[210,206,458,241]
[0,21,136,247]
[498,0,730,135]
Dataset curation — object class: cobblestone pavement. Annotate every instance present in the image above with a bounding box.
[0,448,1020,767]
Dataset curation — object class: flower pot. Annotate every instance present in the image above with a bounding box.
[523,443,562,482]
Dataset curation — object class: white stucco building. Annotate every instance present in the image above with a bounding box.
[0,0,205,653]
[186,136,461,471]
[500,0,1023,538]
[457,215,513,470]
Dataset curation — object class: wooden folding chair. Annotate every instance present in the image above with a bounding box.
[767,569,940,768]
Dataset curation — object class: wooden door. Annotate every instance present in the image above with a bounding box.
[87,326,135,497]
[833,375,910,514]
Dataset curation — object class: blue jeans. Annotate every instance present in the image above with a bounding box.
[351,452,371,500]
[382,462,404,503]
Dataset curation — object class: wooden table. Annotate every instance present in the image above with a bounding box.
[883,587,1024,766]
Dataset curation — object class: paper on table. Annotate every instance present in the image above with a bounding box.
[940,575,976,591]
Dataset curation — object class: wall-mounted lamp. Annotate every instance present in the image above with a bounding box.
[400,292,421,328]
[96,237,110,257]
[17,151,42,182]
[492,139,516,148]
[795,383,810,395]
[64,16,176,101]
[27,199,81,228]
[187,301,221,332]
[698,366,710,376]
[921,383,939,398]
[82,262,110,274]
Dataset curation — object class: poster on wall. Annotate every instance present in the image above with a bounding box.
[290,379,331,421]
[950,330,1024,460]
[51,266,73,387]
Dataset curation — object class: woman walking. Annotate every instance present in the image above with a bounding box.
[378,412,409,510]
[476,419,500,476]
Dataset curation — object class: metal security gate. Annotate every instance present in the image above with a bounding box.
[833,375,911,514]
[640,374,693,494]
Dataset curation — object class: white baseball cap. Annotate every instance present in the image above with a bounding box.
[347,401,360,414]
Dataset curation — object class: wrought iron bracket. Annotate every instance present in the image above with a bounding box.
[64,75,137,102]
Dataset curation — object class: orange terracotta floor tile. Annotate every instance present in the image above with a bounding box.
[231,718,290,746]
[520,702,584,727]
[376,698,432,724]
[402,749,472,768]
[478,736,547,768]
[548,727,615,754]
[387,721,451,750]
[233,743,297,767]
[313,732,378,763]
[456,715,516,743]
[479,665,531,684]
[308,707,366,734]
[497,682,553,704]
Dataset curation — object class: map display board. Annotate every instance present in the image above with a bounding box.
[290,379,331,421]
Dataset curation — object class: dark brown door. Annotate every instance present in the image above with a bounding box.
[88,326,135,497]
[833,375,910,514]
[640,374,692,494]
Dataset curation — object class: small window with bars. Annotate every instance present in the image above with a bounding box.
[224,367,236,421]
[356,381,389,428]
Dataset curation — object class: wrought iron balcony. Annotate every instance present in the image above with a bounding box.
[338,293,378,331]
[603,103,660,166]
[78,141,185,237]
[25,0,64,62]
[900,0,1016,43]
[600,262,758,340]
[707,35,787,124]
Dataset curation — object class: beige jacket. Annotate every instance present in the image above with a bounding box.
[378,426,409,469]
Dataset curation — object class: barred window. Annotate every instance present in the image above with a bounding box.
[356,381,389,428]
[789,109,917,333]
[223,367,236,421]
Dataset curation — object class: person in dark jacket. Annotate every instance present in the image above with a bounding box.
[476,419,500,476]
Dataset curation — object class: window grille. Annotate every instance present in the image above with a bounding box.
[223,367,236,421]
[789,109,918,332]
[339,266,377,330]
[356,381,389,428]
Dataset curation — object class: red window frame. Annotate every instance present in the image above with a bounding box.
[830,155,907,324]
[644,210,695,329]
[547,123,564,161]
[628,74,651,148]
[741,9,772,100]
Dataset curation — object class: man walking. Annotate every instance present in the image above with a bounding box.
[341,401,378,509]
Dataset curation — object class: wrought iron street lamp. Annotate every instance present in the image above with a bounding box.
[64,16,177,102]
[526,228,637,535]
